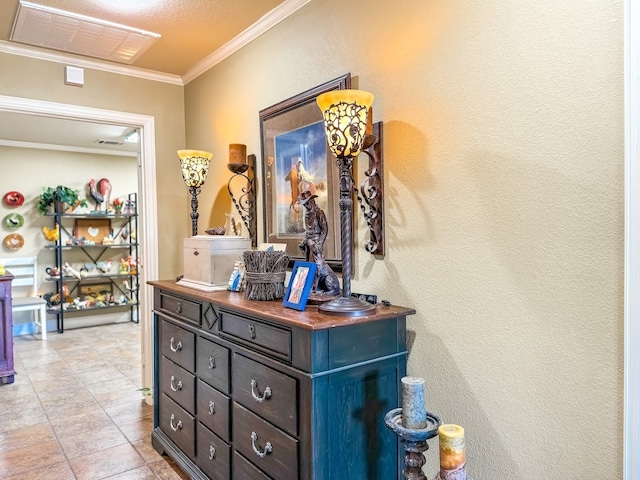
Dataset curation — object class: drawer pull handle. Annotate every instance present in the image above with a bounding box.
[170,375,183,392]
[248,324,256,339]
[170,337,183,353]
[176,302,182,314]
[250,379,272,402]
[209,444,216,460]
[251,431,273,458]
[208,400,215,415]
[170,414,183,432]
[208,356,216,369]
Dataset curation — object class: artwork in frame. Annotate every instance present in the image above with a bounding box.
[79,283,112,299]
[283,261,317,311]
[74,218,112,244]
[260,73,352,271]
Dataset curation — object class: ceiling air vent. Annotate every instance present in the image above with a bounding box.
[96,139,124,146]
[10,1,160,64]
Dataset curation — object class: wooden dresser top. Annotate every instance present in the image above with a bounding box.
[150,280,416,331]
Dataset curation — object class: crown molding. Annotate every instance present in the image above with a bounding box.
[182,0,312,84]
[0,0,312,86]
[0,40,184,85]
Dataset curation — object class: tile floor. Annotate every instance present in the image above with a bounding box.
[0,322,189,480]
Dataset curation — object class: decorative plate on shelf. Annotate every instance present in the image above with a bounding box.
[3,213,24,230]
[3,233,24,250]
[3,191,25,207]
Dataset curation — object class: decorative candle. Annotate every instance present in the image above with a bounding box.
[229,143,247,164]
[401,376,428,429]
[438,424,466,479]
[365,107,373,135]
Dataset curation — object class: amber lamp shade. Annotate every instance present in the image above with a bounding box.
[178,149,212,188]
[316,89,374,159]
[177,149,212,236]
[316,89,376,316]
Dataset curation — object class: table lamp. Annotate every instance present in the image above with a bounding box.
[316,89,376,316]
[178,149,212,236]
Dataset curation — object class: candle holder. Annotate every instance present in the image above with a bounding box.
[227,153,257,247]
[385,408,442,480]
[353,120,385,255]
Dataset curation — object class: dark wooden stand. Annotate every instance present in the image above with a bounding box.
[0,273,16,385]
[150,280,416,479]
[385,408,442,480]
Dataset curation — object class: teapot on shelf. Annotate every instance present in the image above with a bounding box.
[45,266,61,278]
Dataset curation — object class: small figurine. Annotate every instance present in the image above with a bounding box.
[113,197,123,214]
[123,199,135,215]
[127,256,139,274]
[97,260,112,274]
[120,257,129,274]
[313,252,341,295]
[297,186,340,296]
[63,262,82,280]
[88,178,112,212]
[42,224,60,243]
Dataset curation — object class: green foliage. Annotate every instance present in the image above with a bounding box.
[35,185,88,215]
[138,387,154,398]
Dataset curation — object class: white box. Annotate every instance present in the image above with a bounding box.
[177,235,251,291]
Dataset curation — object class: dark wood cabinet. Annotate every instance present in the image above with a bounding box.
[150,280,415,479]
[0,273,16,385]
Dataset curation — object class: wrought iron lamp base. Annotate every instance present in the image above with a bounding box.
[318,295,376,316]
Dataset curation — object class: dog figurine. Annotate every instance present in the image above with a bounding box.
[313,252,341,295]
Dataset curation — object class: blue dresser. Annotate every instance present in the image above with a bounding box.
[150,280,414,479]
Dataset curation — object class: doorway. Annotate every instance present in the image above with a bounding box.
[625,0,640,477]
[0,94,159,399]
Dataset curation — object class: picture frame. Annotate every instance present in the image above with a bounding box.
[283,261,317,311]
[259,73,352,271]
[74,218,112,243]
[79,283,112,299]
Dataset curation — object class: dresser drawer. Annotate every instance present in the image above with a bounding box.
[197,379,230,441]
[220,311,291,361]
[232,354,297,436]
[158,291,201,326]
[160,357,195,413]
[233,403,298,480]
[196,423,230,480]
[160,319,195,372]
[159,394,195,458]
[196,336,230,394]
[233,452,273,480]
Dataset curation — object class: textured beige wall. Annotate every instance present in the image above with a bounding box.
[0,52,187,279]
[185,0,624,477]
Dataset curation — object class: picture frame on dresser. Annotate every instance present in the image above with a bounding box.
[259,73,351,271]
[283,261,316,310]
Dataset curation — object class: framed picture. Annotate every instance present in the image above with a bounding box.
[79,283,112,299]
[283,261,317,311]
[74,218,112,243]
[260,73,351,271]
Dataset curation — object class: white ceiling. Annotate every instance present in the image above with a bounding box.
[0,0,293,77]
[0,111,140,156]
